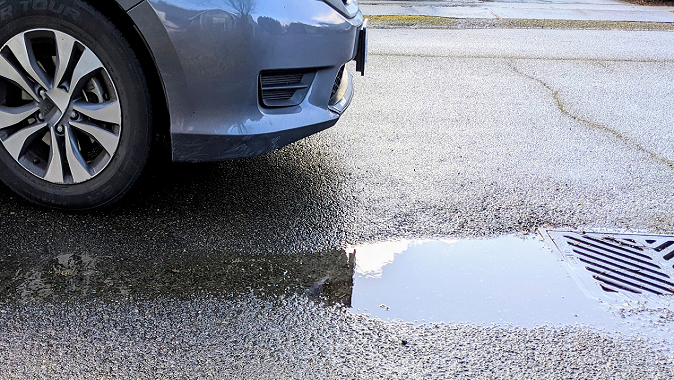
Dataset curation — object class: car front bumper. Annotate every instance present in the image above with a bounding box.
[130,0,366,162]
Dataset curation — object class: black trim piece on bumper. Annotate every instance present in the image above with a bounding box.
[171,120,338,162]
[355,19,368,76]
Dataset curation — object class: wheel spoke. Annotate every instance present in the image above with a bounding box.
[64,125,93,183]
[70,120,120,155]
[69,49,103,93]
[53,30,77,89]
[73,99,121,125]
[5,33,50,90]
[2,122,47,159]
[44,130,64,183]
[0,103,39,129]
[0,55,39,100]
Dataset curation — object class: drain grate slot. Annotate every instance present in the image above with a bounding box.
[656,241,674,253]
[544,230,674,303]
[584,262,674,295]
[586,267,669,295]
[578,257,674,288]
[588,270,643,294]
[566,235,655,263]
[585,236,647,253]
[569,244,664,275]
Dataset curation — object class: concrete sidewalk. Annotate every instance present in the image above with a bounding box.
[360,0,674,22]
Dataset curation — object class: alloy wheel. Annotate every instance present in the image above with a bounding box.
[0,28,122,185]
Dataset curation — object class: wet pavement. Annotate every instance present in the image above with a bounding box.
[2,28,674,377]
[5,225,673,352]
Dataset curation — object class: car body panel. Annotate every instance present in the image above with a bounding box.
[126,0,364,161]
[116,0,144,11]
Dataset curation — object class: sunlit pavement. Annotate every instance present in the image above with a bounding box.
[2,27,674,378]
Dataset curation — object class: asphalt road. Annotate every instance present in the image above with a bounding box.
[1,28,674,378]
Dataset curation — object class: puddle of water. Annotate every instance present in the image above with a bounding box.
[0,249,355,306]
[3,228,673,353]
[349,235,674,353]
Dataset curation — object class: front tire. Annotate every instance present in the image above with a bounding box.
[0,0,151,209]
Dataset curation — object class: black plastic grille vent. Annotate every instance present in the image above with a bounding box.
[331,66,345,101]
[544,230,674,301]
[263,89,297,102]
[259,70,316,107]
[260,73,304,87]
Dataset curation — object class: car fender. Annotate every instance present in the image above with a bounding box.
[126,1,193,136]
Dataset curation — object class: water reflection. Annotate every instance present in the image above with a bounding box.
[349,236,674,352]
[351,241,411,278]
[351,237,593,325]
[0,247,354,306]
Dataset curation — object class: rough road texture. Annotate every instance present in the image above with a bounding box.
[2,28,674,378]
[1,297,673,379]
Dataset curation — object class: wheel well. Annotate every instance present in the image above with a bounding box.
[84,1,171,150]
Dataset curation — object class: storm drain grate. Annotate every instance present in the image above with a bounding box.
[543,230,674,303]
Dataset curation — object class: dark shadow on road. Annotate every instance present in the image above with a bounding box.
[0,140,354,305]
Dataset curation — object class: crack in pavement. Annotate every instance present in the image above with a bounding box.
[507,60,674,171]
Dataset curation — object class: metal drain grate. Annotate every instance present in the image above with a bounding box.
[543,230,674,303]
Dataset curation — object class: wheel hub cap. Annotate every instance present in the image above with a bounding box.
[38,96,58,118]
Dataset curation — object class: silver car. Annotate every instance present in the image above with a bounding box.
[0,0,366,209]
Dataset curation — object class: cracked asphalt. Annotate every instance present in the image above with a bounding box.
[1,28,674,378]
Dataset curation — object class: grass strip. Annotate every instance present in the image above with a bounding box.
[367,15,674,31]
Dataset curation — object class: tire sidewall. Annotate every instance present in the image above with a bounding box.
[0,0,151,209]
